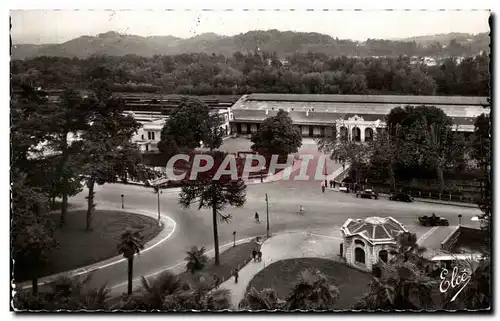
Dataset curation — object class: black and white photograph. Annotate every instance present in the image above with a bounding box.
[8,4,493,313]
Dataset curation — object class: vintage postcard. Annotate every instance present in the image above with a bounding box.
[9,8,492,312]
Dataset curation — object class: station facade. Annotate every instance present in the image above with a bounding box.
[230,93,490,142]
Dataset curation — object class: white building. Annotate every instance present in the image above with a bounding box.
[130,108,233,153]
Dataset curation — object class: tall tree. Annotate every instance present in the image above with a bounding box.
[158,98,221,159]
[47,88,94,227]
[422,123,466,192]
[250,109,302,159]
[117,229,145,295]
[471,113,492,223]
[11,171,57,294]
[179,152,246,265]
[78,94,142,231]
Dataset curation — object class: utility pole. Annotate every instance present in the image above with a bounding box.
[154,186,161,225]
[324,156,328,187]
[265,193,270,237]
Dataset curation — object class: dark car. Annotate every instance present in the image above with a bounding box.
[356,189,379,200]
[390,192,413,202]
[418,215,449,226]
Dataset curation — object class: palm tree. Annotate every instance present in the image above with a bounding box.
[13,274,111,310]
[390,231,428,268]
[239,287,285,310]
[285,268,340,311]
[176,278,231,310]
[185,246,209,274]
[117,228,145,295]
[356,260,437,310]
[121,271,188,310]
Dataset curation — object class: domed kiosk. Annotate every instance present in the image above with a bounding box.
[341,216,409,271]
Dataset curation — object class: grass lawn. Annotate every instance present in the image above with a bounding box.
[178,240,261,288]
[21,210,162,281]
[245,257,372,310]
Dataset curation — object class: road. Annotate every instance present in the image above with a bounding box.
[61,140,484,292]
[68,180,481,292]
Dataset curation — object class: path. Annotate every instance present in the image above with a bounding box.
[219,230,343,309]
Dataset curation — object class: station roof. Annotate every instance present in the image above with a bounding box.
[243,93,489,106]
[231,94,489,125]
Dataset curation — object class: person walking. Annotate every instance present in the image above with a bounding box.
[258,251,262,262]
[255,212,260,223]
[333,181,336,188]
[252,249,257,262]
[233,269,239,284]
[322,184,325,193]
[213,275,220,289]
[299,205,305,215]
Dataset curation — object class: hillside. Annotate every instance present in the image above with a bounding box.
[11,29,490,60]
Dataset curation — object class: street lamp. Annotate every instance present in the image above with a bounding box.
[233,231,236,247]
[265,193,270,237]
[458,214,463,225]
[324,156,328,187]
[121,194,124,209]
[154,186,162,225]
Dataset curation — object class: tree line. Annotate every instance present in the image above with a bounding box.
[11,51,489,97]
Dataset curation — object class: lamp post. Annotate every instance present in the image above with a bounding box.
[121,194,124,209]
[154,186,161,225]
[233,231,236,247]
[323,156,328,187]
[458,214,463,225]
[265,193,270,237]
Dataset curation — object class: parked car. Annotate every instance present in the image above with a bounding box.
[339,186,349,193]
[390,192,413,202]
[356,189,379,199]
[418,214,449,226]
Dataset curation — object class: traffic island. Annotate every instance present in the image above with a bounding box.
[244,257,372,310]
[15,210,163,282]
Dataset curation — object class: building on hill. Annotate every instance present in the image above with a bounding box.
[230,93,490,141]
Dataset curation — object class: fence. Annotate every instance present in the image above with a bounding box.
[339,183,478,204]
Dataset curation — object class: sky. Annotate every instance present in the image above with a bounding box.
[10,9,491,45]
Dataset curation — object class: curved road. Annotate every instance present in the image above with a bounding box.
[52,141,483,293]
[68,179,481,293]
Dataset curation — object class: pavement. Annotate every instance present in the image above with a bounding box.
[219,223,472,310]
[219,230,344,309]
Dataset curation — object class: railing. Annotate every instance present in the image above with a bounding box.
[365,186,478,204]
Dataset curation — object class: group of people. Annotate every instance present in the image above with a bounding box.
[252,249,263,262]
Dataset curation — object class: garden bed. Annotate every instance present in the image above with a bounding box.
[15,210,163,281]
[245,257,372,310]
